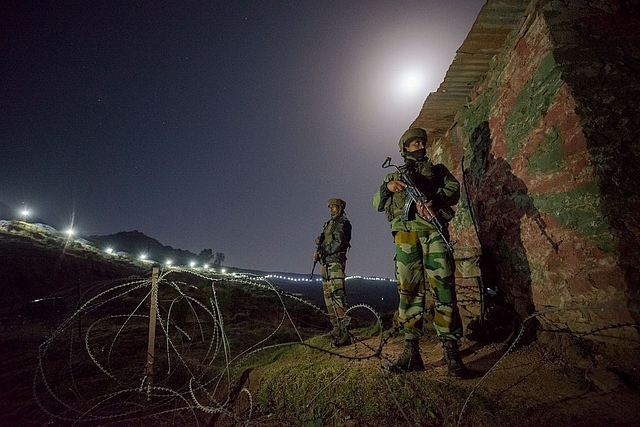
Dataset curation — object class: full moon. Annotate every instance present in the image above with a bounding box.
[397,69,425,95]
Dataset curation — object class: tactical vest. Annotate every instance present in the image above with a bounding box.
[383,161,455,224]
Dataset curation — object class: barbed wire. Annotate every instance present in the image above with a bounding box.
[456,304,640,427]
[33,267,358,425]
[32,269,640,426]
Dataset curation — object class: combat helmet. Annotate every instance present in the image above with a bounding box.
[327,198,346,210]
[398,128,428,155]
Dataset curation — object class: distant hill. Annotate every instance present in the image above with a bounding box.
[0,220,150,316]
[88,230,203,266]
[0,220,397,316]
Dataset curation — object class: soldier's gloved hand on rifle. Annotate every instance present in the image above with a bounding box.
[416,200,436,221]
[386,179,436,221]
[386,179,406,193]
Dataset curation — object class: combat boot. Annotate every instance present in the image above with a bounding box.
[442,340,468,378]
[333,320,351,347]
[383,338,424,373]
[329,322,341,338]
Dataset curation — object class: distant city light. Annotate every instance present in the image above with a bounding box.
[6,216,394,283]
[261,273,394,283]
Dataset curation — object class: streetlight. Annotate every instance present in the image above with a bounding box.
[21,208,30,222]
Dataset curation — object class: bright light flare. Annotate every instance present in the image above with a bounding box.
[395,68,427,97]
[65,229,74,236]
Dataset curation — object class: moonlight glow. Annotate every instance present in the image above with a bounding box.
[2,1,488,279]
[397,69,425,95]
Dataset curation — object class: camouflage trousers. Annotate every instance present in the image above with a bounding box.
[321,262,349,325]
[394,230,463,341]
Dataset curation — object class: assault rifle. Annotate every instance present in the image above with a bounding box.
[382,156,457,253]
[310,232,325,280]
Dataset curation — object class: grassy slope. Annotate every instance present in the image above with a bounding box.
[2,221,639,427]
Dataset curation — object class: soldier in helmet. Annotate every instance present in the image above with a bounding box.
[314,198,352,347]
[374,128,468,378]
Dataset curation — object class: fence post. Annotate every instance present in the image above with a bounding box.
[143,267,159,399]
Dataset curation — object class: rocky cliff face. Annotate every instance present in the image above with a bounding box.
[416,0,640,352]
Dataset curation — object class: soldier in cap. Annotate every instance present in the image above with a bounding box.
[374,128,468,378]
[314,198,352,347]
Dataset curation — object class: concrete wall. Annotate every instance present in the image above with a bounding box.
[420,0,640,347]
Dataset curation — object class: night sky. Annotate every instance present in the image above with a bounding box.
[1,1,485,277]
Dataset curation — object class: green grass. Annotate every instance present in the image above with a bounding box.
[246,336,499,427]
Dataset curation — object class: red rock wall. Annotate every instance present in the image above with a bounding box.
[420,0,640,344]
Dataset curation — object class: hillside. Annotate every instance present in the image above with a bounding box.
[1,220,639,426]
[0,221,151,316]
[88,230,210,268]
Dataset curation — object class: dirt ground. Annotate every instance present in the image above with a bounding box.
[3,226,637,426]
[373,332,640,427]
[212,328,639,427]
[2,315,640,427]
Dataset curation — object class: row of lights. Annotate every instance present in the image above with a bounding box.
[105,249,226,272]
[265,274,393,283]
[20,207,76,236]
[17,207,390,281]
[18,207,223,272]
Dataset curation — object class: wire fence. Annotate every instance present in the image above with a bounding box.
[32,268,640,426]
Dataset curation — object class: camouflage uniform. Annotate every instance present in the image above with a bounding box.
[316,198,352,345]
[374,128,467,377]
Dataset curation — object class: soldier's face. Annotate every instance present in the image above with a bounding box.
[328,204,340,215]
[405,138,426,152]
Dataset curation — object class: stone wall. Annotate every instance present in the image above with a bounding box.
[417,0,640,347]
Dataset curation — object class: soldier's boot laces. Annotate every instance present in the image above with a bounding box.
[442,340,468,378]
[383,339,424,373]
[333,322,351,347]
